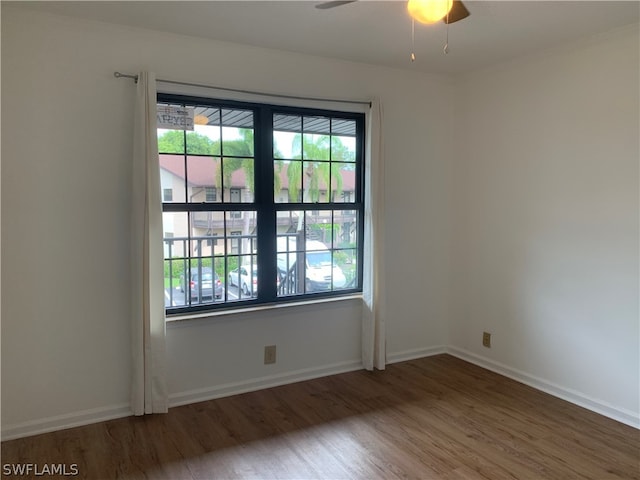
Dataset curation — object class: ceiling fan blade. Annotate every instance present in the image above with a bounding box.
[315,0,357,10]
[443,0,470,24]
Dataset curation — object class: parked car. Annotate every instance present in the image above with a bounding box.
[228,265,258,297]
[277,238,346,292]
[181,267,222,301]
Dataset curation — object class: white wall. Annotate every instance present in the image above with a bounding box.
[1,7,453,438]
[450,25,639,426]
[4,5,637,440]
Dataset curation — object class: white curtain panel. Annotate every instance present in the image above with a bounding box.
[362,99,386,371]
[131,71,168,415]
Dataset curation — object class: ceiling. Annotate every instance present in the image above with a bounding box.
[9,1,640,74]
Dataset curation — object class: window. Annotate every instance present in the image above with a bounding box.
[230,231,242,255]
[205,187,216,202]
[163,188,173,201]
[159,94,364,314]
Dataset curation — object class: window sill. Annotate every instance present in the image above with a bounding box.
[166,293,363,324]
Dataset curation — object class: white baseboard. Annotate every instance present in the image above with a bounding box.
[447,346,640,429]
[2,361,363,442]
[169,359,363,407]
[1,404,132,441]
[4,347,637,440]
[1,361,363,441]
[386,346,447,365]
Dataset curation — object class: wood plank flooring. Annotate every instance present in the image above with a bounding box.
[2,354,639,479]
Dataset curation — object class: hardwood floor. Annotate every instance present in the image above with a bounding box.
[2,355,638,479]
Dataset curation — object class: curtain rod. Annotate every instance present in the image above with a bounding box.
[113,72,372,108]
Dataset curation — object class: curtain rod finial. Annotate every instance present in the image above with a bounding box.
[114,71,139,83]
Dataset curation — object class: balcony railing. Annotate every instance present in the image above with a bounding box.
[164,227,357,310]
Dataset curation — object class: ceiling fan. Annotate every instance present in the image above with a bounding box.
[315,0,470,25]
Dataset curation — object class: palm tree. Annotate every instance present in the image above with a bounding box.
[274,134,347,253]
[286,134,344,204]
[211,129,256,256]
[214,128,254,194]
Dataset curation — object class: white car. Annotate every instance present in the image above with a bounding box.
[277,238,346,292]
[305,249,347,291]
[228,266,258,297]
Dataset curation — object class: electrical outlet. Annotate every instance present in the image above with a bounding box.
[482,332,491,348]
[264,345,276,364]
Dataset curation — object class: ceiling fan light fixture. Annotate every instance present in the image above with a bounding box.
[407,0,453,24]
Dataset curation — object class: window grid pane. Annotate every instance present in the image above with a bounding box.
[159,97,363,314]
[273,116,358,205]
[276,209,359,297]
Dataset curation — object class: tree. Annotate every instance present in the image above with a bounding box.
[158,128,254,194]
[277,134,349,247]
[222,129,284,196]
[209,128,256,257]
[215,128,254,194]
[285,134,344,204]
[159,128,283,196]
[157,130,217,155]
